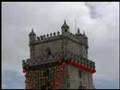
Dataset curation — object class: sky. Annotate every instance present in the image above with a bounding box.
[2,2,119,89]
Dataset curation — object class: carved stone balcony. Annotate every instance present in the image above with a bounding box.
[22,51,96,74]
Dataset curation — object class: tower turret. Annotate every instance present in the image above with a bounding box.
[77,28,80,34]
[61,20,70,34]
[29,28,36,44]
[83,31,88,49]
[83,31,88,39]
[76,27,81,35]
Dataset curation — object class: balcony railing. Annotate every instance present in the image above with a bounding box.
[23,51,95,72]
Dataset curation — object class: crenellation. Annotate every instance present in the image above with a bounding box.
[37,36,40,40]
[40,35,43,40]
[32,31,62,45]
[53,32,56,36]
[47,34,49,37]
[29,25,88,48]
[32,29,88,48]
[24,53,95,70]
[50,33,52,37]
[57,31,60,35]
[68,33,86,46]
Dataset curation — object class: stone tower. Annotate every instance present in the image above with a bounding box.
[22,20,96,89]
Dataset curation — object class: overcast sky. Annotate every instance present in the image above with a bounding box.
[2,2,119,89]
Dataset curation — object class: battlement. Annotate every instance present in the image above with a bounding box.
[29,30,88,48]
[23,49,95,69]
[22,51,95,73]
[37,31,61,40]
[36,31,61,42]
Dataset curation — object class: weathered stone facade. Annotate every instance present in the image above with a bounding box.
[22,20,96,89]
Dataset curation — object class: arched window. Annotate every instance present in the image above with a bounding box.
[65,29,68,32]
